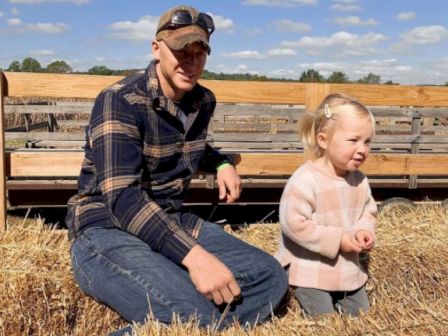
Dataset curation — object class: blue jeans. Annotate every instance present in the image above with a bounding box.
[71,221,288,335]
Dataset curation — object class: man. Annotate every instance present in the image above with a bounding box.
[66,5,288,335]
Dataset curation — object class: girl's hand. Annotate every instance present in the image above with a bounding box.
[355,230,375,251]
[340,233,363,253]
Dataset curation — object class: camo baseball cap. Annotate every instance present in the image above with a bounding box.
[155,5,213,54]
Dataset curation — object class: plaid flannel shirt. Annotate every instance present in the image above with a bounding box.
[66,60,232,264]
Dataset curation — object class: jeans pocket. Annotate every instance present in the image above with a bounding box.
[71,253,98,301]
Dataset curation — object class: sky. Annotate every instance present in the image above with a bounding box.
[1,0,448,85]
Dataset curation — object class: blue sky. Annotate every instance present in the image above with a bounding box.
[1,0,447,85]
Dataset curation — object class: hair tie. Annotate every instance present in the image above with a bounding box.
[324,104,332,119]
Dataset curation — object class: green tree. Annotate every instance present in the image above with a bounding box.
[383,80,398,85]
[7,60,21,72]
[327,71,350,83]
[299,69,324,83]
[21,57,42,72]
[358,72,381,84]
[444,81,448,86]
[88,65,113,76]
[46,60,72,73]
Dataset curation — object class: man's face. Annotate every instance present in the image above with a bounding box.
[153,40,207,101]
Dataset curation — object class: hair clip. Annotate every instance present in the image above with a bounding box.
[324,104,332,119]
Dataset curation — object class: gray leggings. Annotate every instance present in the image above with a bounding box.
[294,285,369,316]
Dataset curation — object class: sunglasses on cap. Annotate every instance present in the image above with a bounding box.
[157,10,215,35]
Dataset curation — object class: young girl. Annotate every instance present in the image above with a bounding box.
[275,93,377,316]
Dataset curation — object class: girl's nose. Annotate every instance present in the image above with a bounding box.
[358,143,370,154]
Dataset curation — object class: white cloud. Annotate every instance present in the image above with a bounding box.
[298,61,346,77]
[109,15,158,41]
[208,13,234,32]
[396,12,416,21]
[9,0,90,4]
[333,16,378,27]
[391,25,448,51]
[30,22,69,33]
[11,8,20,15]
[354,59,414,82]
[295,58,419,83]
[246,27,263,36]
[281,31,387,56]
[274,19,312,33]
[331,0,361,12]
[222,50,265,59]
[216,63,259,75]
[7,17,69,33]
[0,11,4,17]
[7,18,22,26]
[267,48,297,56]
[96,56,106,62]
[242,0,317,7]
[269,68,297,78]
[31,49,54,56]
[429,57,448,72]
[109,13,233,42]
[400,25,448,45]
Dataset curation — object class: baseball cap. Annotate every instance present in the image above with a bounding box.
[156,5,214,54]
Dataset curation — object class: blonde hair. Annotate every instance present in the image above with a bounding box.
[299,93,375,158]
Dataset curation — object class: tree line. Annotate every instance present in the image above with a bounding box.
[3,57,448,86]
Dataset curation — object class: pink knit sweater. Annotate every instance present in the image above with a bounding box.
[275,161,377,291]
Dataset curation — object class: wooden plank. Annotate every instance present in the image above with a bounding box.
[5,103,93,114]
[306,83,330,113]
[7,150,84,177]
[0,72,6,231]
[200,80,307,105]
[6,121,49,132]
[4,72,123,99]
[5,132,85,141]
[4,72,448,107]
[26,140,85,149]
[6,151,448,178]
[328,83,448,107]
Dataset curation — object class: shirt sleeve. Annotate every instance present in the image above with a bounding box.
[280,174,344,259]
[90,90,196,264]
[351,180,377,241]
[197,143,234,173]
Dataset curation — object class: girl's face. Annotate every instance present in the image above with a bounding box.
[317,114,373,177]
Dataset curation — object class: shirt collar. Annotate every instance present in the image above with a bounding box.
[145,60,203,118]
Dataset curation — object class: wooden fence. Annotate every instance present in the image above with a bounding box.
[2,71,448,229]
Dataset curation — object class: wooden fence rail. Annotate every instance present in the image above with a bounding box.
[2,71,448,230]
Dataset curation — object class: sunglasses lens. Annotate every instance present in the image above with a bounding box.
[171,10,193,25]
[197,13,215,33]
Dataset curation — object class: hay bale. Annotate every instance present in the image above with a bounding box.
[1,204,447,335]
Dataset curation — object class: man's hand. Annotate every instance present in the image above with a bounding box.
[216,164,241,203]
[340,232,363,254]
[182,245,241,305]
[355,230,375,252]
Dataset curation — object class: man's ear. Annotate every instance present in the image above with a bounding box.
[317,132,328,150]
[152,40,160,60]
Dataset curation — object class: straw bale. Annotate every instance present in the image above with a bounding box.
[0,204,447,336]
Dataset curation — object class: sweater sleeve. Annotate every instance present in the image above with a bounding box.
[351,180,377,240]
[280,172,344,259]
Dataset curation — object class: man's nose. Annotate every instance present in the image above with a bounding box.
[182,53,201,67]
